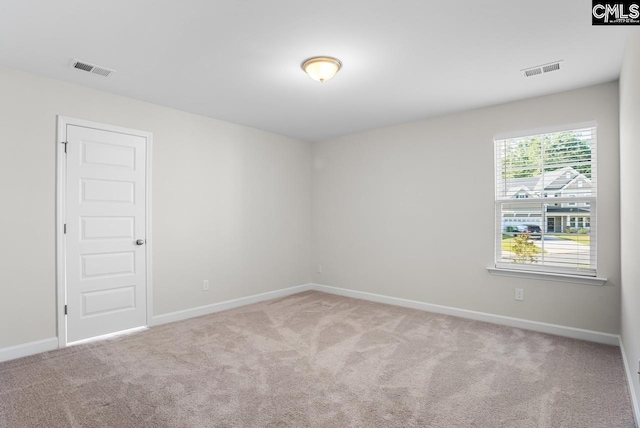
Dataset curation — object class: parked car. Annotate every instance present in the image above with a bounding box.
[513,224,542,239]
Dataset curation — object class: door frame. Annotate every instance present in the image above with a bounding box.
[56,116,153,348]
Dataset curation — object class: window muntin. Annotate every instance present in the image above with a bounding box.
[495,125,597,276]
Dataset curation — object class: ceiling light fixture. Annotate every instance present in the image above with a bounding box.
[301,56,342,83]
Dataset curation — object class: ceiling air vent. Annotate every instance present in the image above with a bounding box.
[522,60,562,78]
[524,67,542,77]
[70,59,115,77]
[542,63,560,73]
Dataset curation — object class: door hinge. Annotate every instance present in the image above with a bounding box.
[64,305,68,315]
[61,141,68,154]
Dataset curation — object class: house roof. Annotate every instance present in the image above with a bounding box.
[534,166,580,192]
[507,166,591,197]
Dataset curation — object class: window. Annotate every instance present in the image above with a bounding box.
[495,124,597,277]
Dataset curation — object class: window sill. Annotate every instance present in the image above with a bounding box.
[486,267,607,286]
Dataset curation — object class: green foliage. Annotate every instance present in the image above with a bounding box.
[502,132,592,179]
[512,233,537,264]
[566,227,589,234]
[543,133,591,176]
[502,138,542,179]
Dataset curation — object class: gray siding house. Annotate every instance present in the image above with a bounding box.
[502,166,592,233]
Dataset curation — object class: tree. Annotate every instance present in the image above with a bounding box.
[512,233,538,264]
[501,131,592,180]
[501,138,542,179]
[542,132,591,177]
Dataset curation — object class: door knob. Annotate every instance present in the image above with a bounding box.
[136,239,145,246]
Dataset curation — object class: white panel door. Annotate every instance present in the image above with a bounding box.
[64,125,147,343]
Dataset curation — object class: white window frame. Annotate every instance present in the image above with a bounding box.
[491,121,605,284]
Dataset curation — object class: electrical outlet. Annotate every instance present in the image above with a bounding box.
[317,264,323,274]
[515,288,524,301]
[202,280,209,291]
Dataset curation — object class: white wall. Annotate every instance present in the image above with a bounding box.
[312,82,620,334]
[0,63,625,354]
[0,66,311,349]
[620,31,640,416]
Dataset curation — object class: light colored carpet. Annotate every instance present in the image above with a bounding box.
[0,290,635,427]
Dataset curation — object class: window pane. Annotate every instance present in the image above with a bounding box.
[496,127,596,200]
[543,202,592,271]
[499,202,543,265]
[498,201,593,272]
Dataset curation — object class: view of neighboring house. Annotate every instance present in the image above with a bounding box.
[502,166,592,234]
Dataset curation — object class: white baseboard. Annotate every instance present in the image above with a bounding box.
[619,337,640,426]
[152,283,313,326]
[310,283,620,346]
[0,337,58,363]
[0,282,622,365]
[1,284,313,364]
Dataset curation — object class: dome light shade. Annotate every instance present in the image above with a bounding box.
[301,56,342,83]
